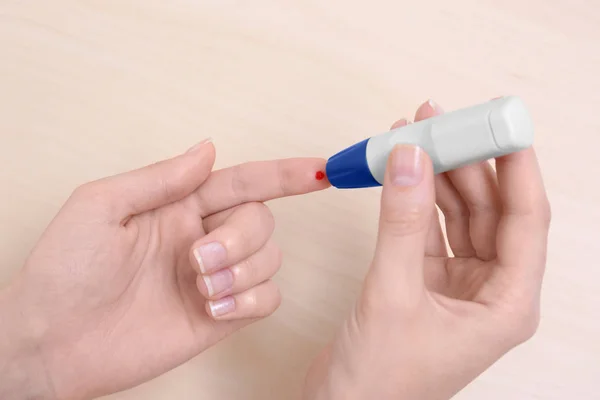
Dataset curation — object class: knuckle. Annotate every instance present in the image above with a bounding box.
[71,181,109,206]
[157,177,173,203]
[467,200,500,218]
[237,243,282,285]
[276,160,290,197]
[231,164,249,200]
[506,197,551,230]
[439,203,470,221]
[71,181,121,218]
[163,167,188,199]
[241,256,257,282]
[381,206,429,236]
[520,209,551,233]
[71,182,96,199]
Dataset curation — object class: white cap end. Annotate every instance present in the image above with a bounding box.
[489,96,534,151]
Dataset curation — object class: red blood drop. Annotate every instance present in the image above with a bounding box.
[315,171,325,181]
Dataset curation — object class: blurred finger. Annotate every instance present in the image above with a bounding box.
[189,202,274,274]
[206,280,282,320]
[197,240,282,299]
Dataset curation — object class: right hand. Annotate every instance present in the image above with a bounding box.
[305,100,551,400]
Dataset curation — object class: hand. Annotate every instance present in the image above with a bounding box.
[305,100,551,400]
[0,139,329,400]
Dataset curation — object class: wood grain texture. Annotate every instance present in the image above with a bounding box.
[0,1,598,399]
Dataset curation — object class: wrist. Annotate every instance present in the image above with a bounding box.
[0,283,56,400]
[305,356,364,400]
[306,353,426,400]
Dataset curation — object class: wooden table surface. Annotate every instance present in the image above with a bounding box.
[1,1,598,399]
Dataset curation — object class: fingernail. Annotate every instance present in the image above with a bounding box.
[194,242,226,273]
[186,138,212,153]
[203,268,234,296]
[208,296,235,317]
[390,145,424,187]
[427,99,443,113]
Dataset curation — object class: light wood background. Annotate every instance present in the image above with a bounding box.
[1,1,598,399]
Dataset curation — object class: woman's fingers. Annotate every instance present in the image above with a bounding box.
[197,240,282,299]
[414,101,475,258]
[205,280,282,320]
[495,148,551,285]
[426,208,447,257]
[390,117,447,257]
[446,161,501,260]
[390,118,410,129]
[87,139,216,222]
[202,204,242,233]
[189,202,274,275]
[191,198,284,321]
[415,102,463,257]
[415,100,502,260]
[434,175,475,257]
[194,157,330,216]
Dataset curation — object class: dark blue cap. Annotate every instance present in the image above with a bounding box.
[325,138,381,189]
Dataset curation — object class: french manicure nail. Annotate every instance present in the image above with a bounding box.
[186,137,212,153]
[208,296,235,317]
[194,242,226,274]
[390,145,424,187]
[203,269,234,296]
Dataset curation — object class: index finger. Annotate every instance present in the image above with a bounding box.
[195,157,330,216]
[495,148,551,282]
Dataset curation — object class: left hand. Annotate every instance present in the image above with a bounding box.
[0,139,329,400]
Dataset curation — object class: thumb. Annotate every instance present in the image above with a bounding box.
[104,139,216,218]
[369,144,435,298]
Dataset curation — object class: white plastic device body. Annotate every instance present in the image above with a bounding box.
[365,96,534,184]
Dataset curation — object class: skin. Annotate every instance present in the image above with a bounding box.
[0,139,329,399]
[0,100,551,400]
[304,101,551,399]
